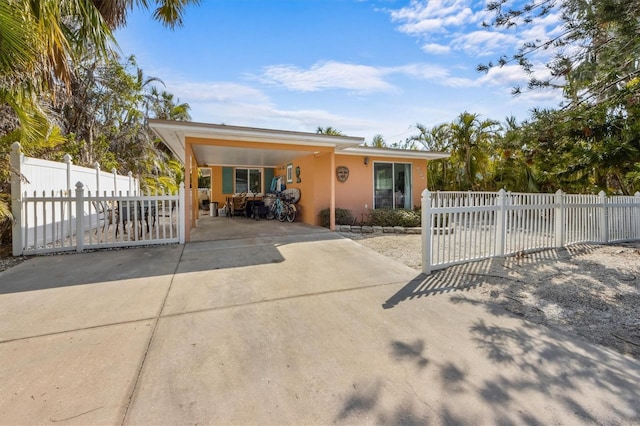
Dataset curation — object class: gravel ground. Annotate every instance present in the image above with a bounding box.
[344,232,640,360]
[0,245,26,272]
[0,256,26,272]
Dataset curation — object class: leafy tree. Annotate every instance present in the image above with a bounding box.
[518,106,640,194]
[1,0,200,240]
[481,0,640,194]
[52,54,189,193]
[491,116,539,192]
[480,0,640,109]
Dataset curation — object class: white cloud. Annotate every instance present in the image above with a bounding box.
[390,0,482,36]
[387,0,564,60]
[390,0,469,23]
[397,18,447,35]
[451,31,519,57]
[161,78,380,136]
[422,43,451,55]
[389,63,450,80]
[165,81,271,104]
[478,64,529,86]
[193,100,384,140]
[259,61,395,93]
[438,63,541,89]
[519,89,563,104]
[258,61,451,93]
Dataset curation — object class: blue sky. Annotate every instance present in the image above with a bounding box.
[115,0,562,144]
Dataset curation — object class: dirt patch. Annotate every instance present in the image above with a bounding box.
[346,233,640,360]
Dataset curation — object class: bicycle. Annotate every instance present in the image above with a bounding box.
[266,194,297,222]
[284,198,296,222]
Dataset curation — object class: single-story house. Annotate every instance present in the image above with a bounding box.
[149,119,450,241]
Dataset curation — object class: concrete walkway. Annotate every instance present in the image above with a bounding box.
[1,223,639,425]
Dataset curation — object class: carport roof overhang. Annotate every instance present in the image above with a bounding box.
[148,119,366,167]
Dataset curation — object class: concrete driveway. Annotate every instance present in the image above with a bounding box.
[1,224,639,425]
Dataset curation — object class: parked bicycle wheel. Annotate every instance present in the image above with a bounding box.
[286,204,296,222]
[277,205,287,222]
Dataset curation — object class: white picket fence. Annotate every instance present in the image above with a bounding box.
[421,189,640,274]
[10,142,185,256]
[13,182,185,256]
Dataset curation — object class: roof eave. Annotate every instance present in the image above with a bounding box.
[341,146,451,160]
[149,119,364,152]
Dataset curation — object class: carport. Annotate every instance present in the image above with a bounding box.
[149,120,364,241]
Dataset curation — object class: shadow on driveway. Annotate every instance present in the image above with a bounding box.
[0,230,343,295]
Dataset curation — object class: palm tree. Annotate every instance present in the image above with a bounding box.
[408,123,451,152]
[370,134,386,148]
[450,112,500,190]
[1,0,202,142]
[92,0,203,30]
[147,87,192,121]
[316,126,343,136]
[407,123,452,190]
[0,1,111,146]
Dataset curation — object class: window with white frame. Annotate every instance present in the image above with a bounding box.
[235,168,262,193]
[286,164,293,183]
[373,162,412,209]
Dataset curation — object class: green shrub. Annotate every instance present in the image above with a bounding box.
[367,208,421,227]
[319,208,355,228]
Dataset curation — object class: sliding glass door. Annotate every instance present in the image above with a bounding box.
[373,162,412,209]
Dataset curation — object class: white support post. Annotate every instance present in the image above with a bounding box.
[128,171,133,195]
[63,154,72,194]
[10,142,24,256]
[94,162,101,195]
[112,168,118,194]
[329,151,336,231]
[75,182,85,252]
[599,190,608,243]
[635,192,640,240]
[495,189,507,256]
[421,189,432,275]
[554,189,565,248]
[179,182,186,244]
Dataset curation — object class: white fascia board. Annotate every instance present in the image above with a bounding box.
[149,120,364,150]
[340,146,450,160]
[150,126,186,164]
